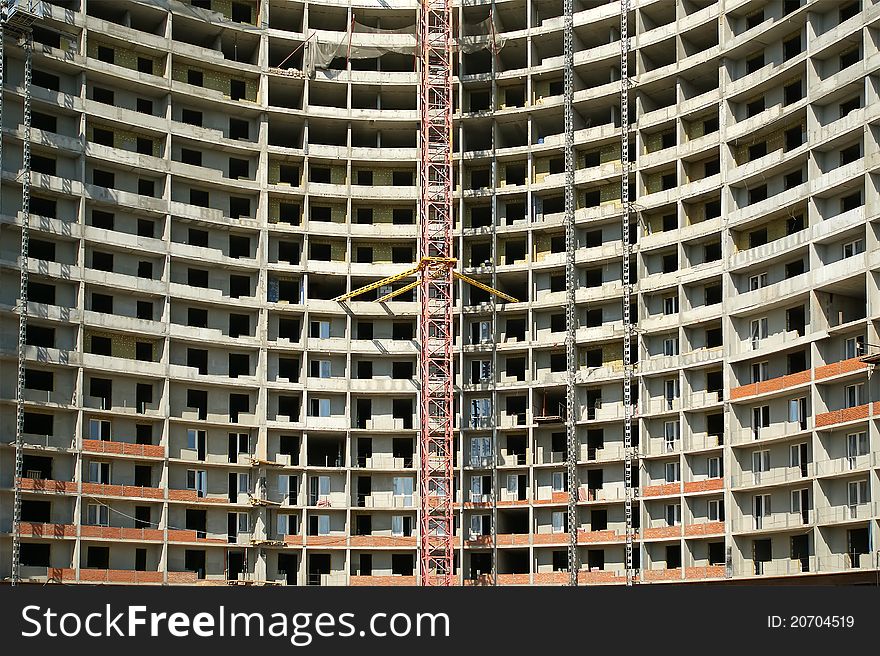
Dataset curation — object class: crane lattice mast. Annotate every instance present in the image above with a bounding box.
[418,0,455,586]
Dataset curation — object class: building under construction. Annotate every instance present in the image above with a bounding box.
[1,0,879,586]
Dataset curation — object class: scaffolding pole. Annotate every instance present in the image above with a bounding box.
[620,0,636,587]
[563,0,578,586]
[490,2,499,587]
[4,0,43,588]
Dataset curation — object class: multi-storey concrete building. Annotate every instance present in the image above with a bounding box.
[1,0,879,585]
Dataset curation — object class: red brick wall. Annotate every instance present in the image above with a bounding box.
[642,482,680,497]
[79,526,164,541]
[350,575,417,586]
[82,439,164,458]
[683,478,723,493]
[579,570,626,584]
[685,565,726,580]
[167,571,199,584]
[166,529,225,544]
[730,368,811,399]
[18,478,74,493]
[82,482,164,499]
[533,532,567,545]
[642,525,682,539]
[816,403,870,427]
[496,533,531,546]
[167,489,224,502]
[19,522,76,538]
[684,521,725,536]
[349,535,417,547]
[644,568,682,581]
[305,535,347,546]
[577,529,618,543]
[814,357,866,380]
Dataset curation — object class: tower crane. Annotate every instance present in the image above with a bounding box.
[332,0,516,589]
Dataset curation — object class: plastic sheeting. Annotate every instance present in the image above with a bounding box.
[304,20,418,74]
[147,1,506,75]
[303,15,505,74]
[143,0,262,32]
[460,16,507,54]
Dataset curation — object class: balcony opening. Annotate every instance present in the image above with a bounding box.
[308,439,343,468]
[393,399,413,430]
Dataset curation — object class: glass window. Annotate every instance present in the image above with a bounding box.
[752,362,769,383]
[551,511,566,533]
[847,480,868,506]
[87,504,109,526]
[393,477,413,497]
[749,273,768,290]
[842,239,864,258]
[845,384,863,408]
[847,432,868,458]
[752,450,770,472]
[470,437,491,464]
[89,419,110,440]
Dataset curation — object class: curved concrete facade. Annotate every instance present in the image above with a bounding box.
[0,0,879,585]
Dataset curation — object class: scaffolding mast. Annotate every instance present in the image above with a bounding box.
[620,0,636,587]
[563,0,578,586]
[419,0,455,586]
[3,0,41,587]
[489,4,499,588]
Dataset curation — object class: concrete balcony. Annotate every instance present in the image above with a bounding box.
[81,482,165,501]
[641,483,681,498]
[730,370,811,401]
[685,390,723,409]
[736,330,801,358]
[815,402,875,429]
[680,347,723,368]
[731,511,812,533]
[733,420,806,445]
[360,493,415,509]
[815,502,879,525]
[686,433,723,452]
[731,464,813,489]
[54,569,179,584]
[641,398,680,415]
[305,416,348,430]
[81,439,164,459]
[814,452,878,477]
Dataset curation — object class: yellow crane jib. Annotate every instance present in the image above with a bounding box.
[331,257,518,304]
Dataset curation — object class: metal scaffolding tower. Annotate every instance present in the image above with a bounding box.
[418,0,455,586]
[563,0,578,586]
[2,0,42,587]
[620,0,636,587]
